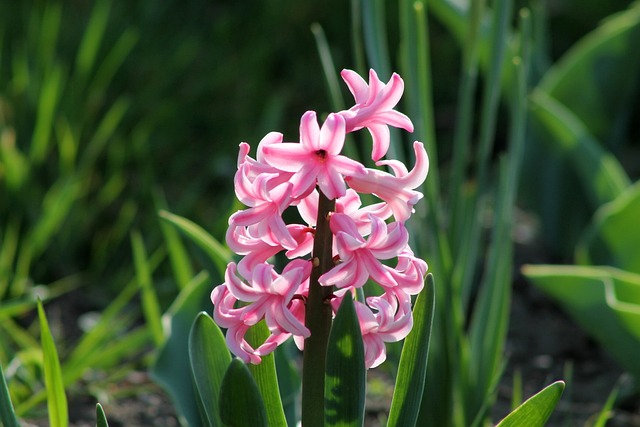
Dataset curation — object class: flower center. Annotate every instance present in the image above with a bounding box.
[315,149,327,159]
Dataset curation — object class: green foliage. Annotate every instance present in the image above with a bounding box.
[245,322,288,427]
[189,312,232,427]
[523,265,640,380]
[578,181,640,273]
[96,403,110,427]
[324,294,366,427]
[219,359,268,427]
[496,381,565,427]
[387,274,435,427]
[37,300,68,427]
[151,272,213,427]
[0,363,19,427]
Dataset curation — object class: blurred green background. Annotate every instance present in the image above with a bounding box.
[1,0,639,422]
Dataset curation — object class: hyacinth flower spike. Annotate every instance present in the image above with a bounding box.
[212,69,429,376]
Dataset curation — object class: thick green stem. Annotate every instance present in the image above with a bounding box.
[301,189,335,427]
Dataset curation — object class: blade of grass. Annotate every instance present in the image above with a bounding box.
[75,0,111,82]
[310,23,345,112]
[37,299,68,427]
[30,64,64,163]
[0,217,20,298]
[96,403,109,427]
[155,197,194,290]
[158,209,232,276]
[131,230,164,346]
[448,0,485,252]
[0,363,20,427]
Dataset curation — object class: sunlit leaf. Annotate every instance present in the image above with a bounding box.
[496,381,564,427]
[523,265,640,379]
[37,299,68,427]
[578,181,640,274]
[246,321,288,427]
[388,274,435,427]
[324,293,366,427]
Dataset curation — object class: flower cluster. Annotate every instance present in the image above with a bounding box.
[212,69,429,368]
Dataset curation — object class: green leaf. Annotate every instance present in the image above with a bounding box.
[96,403,109,427]
[538,3,640,143]
[219,359,268,427]
[151,271,212,427]
[37,299,68,427]
[246,321,288,427]
[578,181,640,274]
[0,363,20,427]
[188,312,232,427]
[529,90,630,207]
[387,274,435,427]
[604,275,640,342]
[324,293,366,427]
[496,381,565,427]
[523,265,640,379]
[131,231,164,346]
[158,210,232,276]
[155,193,195,290]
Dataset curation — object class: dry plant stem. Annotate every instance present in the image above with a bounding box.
[301,189,335,427]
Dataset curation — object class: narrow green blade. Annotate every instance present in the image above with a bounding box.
[96,403,109,427]
[324,293,366,427]
[496,381,565,427]
[131,231,164,346]
[246,321,288,427]
[219,359,268,427]
[158,210,232,276]
[0,363,19,427]
[37,299,68,427]
[188,312,232,427]
[387,274,435,427]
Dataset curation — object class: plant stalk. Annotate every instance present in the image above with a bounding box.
[301,189,335,427]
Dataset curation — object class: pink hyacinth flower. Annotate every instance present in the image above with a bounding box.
[260,111,366,200]
[339,69,414,161]
[346,141,429,222]
[319,213,409,289]
[331,289,414,368]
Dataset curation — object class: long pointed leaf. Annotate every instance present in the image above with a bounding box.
[0,363,19,427]
[496,381,565,427]
[324,293,366,427]
[151,271,212,427]
[246,322,287,427]
[219,359,268,427]
[131,231,164,346]
[96,403,109,427]
[158,210,232,276]
[37,299,68,427]
[189,312,232,427]
[387,273,435,427]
